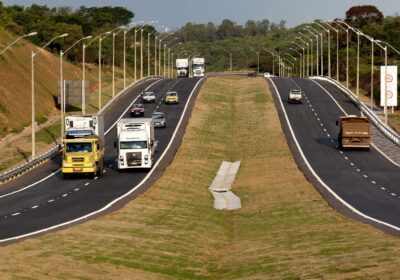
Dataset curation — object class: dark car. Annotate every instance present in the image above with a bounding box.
[130,103,145,117]
[152,111,167,128]
[248,71,257,77]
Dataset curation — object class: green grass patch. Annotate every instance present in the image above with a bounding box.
[35,123,60,144]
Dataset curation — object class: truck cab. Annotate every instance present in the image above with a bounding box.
[336,115,370,150]
[62,115,105,178]
[116,118,157,169]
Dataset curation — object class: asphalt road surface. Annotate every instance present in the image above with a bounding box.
[269,77,400,234]
[0,77,204,243]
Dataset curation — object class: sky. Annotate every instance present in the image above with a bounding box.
[4,0,400,30]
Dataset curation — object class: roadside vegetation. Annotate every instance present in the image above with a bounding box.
[1,76,400,278]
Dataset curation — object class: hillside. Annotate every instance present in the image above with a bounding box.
[0,27,83,137]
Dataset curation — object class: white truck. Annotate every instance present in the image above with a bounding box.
[176,58,189,78]
[115,118,157,169]
[192,57,205,77]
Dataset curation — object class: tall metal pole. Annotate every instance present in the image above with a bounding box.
[134,29,137,81]
[60,50,64,137]
[163,44,166,77]
[371,39,374,110]
[98,37,102,110]
[147,32,151,76]
[159,40,162,76]
[154,36,157,75]
[123,30,126,89]
[346,30,349,88]
[336,29,339,81]
[140,29,144,79]
[31,51,36,159]
[82,44,86,114]
[356,31,360,97]
[112,32,116,97]
[384,46,388,124]
[328,30,331,78]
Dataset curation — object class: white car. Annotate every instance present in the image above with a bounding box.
[263,72,272,78]
[288,89,303,104]
[142,91,156,103]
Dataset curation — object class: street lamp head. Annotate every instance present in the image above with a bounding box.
[60,33,69,38]
[84,35,93,40]
[27,32,38,37]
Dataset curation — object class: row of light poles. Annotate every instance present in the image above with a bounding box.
[2,22,180,159]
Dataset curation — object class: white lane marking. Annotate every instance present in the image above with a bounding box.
[345,157,349,160]
[372,181,376,184]
[0,170,61,199]
[350,163,354,166]
[94,177,98,180]
[0,77,206,243]
[311,80,400,167]
[74,188,79,191]
[381,187,386,190]
[0,79,164,200]
[105,79,163,135]
[31,205,39,209]
[103,170,106,173]
[363,175,368,178]
[11,213,20,216]
[48,199,55,203]
[62,194,68,197]
[85,183,89,186]
[270,78,400,232]
[356,169,361,172]
[108,164,113,168]
[391,193,397,196]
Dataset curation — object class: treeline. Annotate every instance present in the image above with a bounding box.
[176,19,286,42]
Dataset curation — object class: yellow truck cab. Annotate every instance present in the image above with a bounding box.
[62,115,105,178]
[336,115,370,150]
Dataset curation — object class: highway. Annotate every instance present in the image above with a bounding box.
[269,77,400,234]
[0,77,204,243]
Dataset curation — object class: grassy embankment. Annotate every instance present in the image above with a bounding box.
[0,76,400,278]
[0,26,134,171]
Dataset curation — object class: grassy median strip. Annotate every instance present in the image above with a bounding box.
[1,76,400,279]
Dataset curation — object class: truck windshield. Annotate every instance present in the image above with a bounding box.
[193,64,203,68]
[120,141,148,149]
[66,142,92,153]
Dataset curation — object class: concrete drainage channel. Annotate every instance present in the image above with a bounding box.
[209,161,241,210]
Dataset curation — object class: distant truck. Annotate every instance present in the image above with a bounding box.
[62,115,105,178]
[336,115,370,150]
[176,58,189,78]
[192,57,205,77]
[115,118,157,169]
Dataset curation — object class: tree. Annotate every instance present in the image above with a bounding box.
[345,5,383,28]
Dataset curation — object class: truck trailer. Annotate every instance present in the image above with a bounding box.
[116,118,157,169]
[176,58,189,78]
[336,115,370,150]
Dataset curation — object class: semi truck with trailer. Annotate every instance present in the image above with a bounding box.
[336,115,370,150]
[62,115,105,178]
[192,57,205,77]
[115,118,157,169]
[176,58,189,78]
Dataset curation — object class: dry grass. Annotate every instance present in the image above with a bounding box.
[1,76,400,279]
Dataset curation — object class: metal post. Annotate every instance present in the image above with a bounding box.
[123,30,126,89]
[371,40,374,110]
[384,46,388,124]
[328,30,331,78]
[140,29,143,79]
[163,44,166,77]
[82,44,86,114]
[356,31,360,97]
[147,33,151,76]
[134,30,137,81]
[346,30,349,88]
[60,50,64,137]
[98,37,102,110]
[154,36,157,75]
[112,32,116,97]
[31,51,36,159]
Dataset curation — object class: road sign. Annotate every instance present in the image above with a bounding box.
[380,66,398,107]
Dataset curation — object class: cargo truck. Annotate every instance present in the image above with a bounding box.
[336,115,370,150]
[176,58,189,78]
[115,118,157,169]
[62,115,105,178]
[192,57,205,77]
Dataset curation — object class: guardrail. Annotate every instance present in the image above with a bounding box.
[310,76,400,146]
[0,76,162,185]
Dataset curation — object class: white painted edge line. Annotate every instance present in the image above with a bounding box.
[0,77,206,243]
[0,79,163,200]
[310,79,400,168]
[269,78,400,232]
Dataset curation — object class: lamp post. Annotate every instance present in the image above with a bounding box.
[296,37,310,76]
[331,20,350,88]
[0,31,37,55]
[305,27,319,75]
[284,53,297,76]
[163,37,178,77]
[336,20,360,96]
[314,21,331,77]
[263,49,276,76]
[60,35,92,137]
[299,32,314,75]
[289,48,303,77]
[98,31,113,110]
[147,32,155,76]
[291,44,305,78]
[320,21,339,81]
[122,21,143,88]
[358,31,375,110]
[375,40,389,124]
[306,25,322,75]
[112,27,125,98]
[31,33,68,159]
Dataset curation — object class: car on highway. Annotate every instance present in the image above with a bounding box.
[288,89,303,104]
[247,71,257,77]
[164,91,179,104]
[130,103,145,117]
[142,91,156,103]
[263,72,272,78]
[152,111,167,128]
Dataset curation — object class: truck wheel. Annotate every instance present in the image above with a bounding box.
[63,173,69,179]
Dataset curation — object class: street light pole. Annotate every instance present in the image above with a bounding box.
[32,33,68,159]
[0,31,37,55]
[60,35,92,137]
[296,37,310,76]
[300,33,314,75]
[112,27,124,98]
[305,27,319,75]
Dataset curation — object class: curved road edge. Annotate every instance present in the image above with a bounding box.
[0,77,207,245]
[267,77,400,236]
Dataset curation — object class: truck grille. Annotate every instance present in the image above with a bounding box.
[127,152,142,167]
[72,157,84,162]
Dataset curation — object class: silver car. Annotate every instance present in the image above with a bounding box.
[143,91,156,103]
[152,112,167,128]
